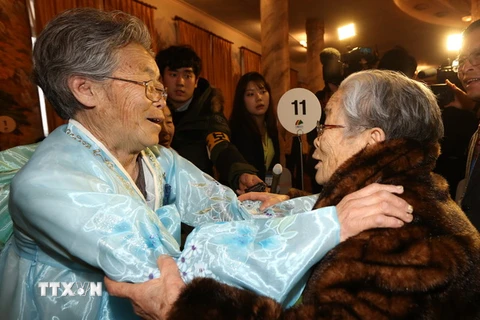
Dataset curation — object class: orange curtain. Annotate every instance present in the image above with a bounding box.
[290,68,298,89]
[34,0,156,44]
[104,0,157,52]
[176,19,213,80]
[211,36,234,119]
[240,47,261,74]
[176,18,236,118]
[34,0,102,35]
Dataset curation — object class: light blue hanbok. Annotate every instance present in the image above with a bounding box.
[0,143,38,251]
[0,120,340,319]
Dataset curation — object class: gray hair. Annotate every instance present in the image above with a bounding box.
[337,69,444,143]
[33,8,153,119]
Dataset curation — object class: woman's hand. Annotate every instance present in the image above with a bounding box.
[239,192,289,211]
[336,183,413,241]
[104,255,185,320]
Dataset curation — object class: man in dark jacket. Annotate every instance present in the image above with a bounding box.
[453,19,480,230]
[155,45,262,192]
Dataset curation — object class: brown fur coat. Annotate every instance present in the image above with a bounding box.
[168,138,480,320]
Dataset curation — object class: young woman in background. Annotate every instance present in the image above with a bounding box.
[229,72,280,182]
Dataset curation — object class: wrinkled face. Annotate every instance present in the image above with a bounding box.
[312,92,369,184]
[162,67,198,109]
[95,43,166,153]
[458,28,480,101]
[244,81,270,117]
[158,107,175,148]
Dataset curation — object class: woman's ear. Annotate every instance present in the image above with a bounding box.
[366,127,386,145]
[67,76,97,108]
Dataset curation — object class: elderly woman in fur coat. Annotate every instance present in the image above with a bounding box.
[117,70,480,319]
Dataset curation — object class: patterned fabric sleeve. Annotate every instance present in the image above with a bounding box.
[177,194,339,307]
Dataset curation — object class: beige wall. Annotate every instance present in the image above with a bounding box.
[0,0,43,150]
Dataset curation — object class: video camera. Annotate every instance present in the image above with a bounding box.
[429,84,455,109]
[418,60,461,108]
[322,46,378,86]
[436,61,460,86]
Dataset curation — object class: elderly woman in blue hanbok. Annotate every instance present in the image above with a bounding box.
[0,8,413,320]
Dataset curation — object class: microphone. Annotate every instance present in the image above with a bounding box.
[270,163,283,194]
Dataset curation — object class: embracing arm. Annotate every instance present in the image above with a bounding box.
[170,186,415,319]
[106,183,414,319]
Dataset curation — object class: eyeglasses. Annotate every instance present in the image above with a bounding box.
[316,121,345,137]
[105,76,167,102]
[453,49,480,73]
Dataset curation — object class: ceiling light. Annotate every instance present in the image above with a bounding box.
[462,15,472,22]
[338,23,355,41]
[299,40,307,48]
[447,34,462,51]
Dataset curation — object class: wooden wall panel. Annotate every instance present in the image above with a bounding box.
[0,0,43,151]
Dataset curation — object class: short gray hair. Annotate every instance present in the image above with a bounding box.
[337,69,444,143]
[33,8,153,119]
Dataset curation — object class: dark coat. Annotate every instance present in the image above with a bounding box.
[170,78,257,188]
[462,125,480,230]
[168,138,480,320]
[230,125,280,181]
[434,107,478,198]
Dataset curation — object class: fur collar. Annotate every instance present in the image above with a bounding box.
[317,138,440,207]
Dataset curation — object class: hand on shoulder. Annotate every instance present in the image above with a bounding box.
[336,183,413,241]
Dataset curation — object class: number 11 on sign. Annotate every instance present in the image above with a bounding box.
[292,99,306,115]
